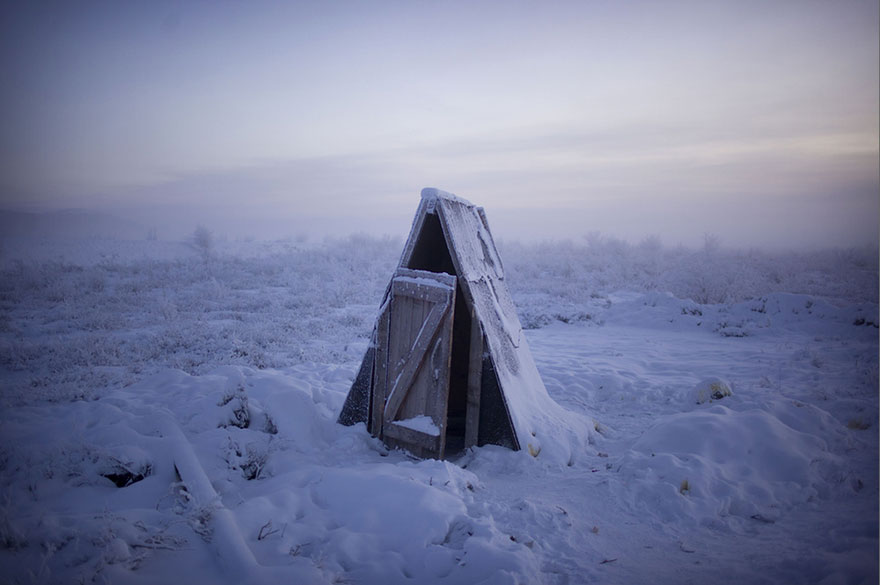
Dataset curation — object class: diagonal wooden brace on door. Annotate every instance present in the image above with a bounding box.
[383,296,452,423]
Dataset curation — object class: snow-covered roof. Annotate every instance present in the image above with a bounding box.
[412,191,590,462]
[340,188,592,463]
[418,187,475,208]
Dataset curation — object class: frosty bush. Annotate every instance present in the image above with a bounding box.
[501,235,878,308]
[0,237,398,404]
[0,233,875,405]
[191,225,214,263]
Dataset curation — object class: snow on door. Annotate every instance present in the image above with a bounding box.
[372,268,456,459]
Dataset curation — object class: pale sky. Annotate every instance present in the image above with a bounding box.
[1,0,877,247]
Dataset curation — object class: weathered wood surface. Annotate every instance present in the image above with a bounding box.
[383,421,441,454]
[339,189,557,459]
[371,303,390,437]
[383,300,450,423]
[394,267,456,286]
[379,269,456,458]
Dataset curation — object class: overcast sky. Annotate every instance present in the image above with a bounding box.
[1,0,877,247]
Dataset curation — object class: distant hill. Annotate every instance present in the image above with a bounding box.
[0,209,150,240]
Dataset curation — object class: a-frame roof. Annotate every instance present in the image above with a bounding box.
[340,188,590,463]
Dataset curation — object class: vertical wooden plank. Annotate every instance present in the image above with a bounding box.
[398,297,433,422]
[417,294,431,418]
[433,305,455,458]
[410,294,429,419]
[464,310,483,449]
[371,304,390,438]
[390,295,408,381]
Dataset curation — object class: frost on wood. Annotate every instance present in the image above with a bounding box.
[394,415,441,436]
[339,188,595,463]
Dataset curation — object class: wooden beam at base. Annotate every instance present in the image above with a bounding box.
[383,421,442,456]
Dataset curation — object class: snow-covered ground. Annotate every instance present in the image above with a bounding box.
[1,235,877,584]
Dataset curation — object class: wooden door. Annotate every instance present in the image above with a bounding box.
[372,268,456,459]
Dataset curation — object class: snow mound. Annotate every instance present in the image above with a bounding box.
[0,364,552,584]
[691,377,733,404]
[618,401,846,528]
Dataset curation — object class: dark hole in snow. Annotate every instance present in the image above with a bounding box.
[102,464,151,488]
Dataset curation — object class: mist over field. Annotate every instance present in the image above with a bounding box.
[2,1,878,249]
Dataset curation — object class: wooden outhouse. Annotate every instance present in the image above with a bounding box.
[338,189,560,459]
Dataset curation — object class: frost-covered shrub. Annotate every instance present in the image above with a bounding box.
[501,236,878,307]
[0,234,875,405]
[191,225,214,262]
[0,237,399,404]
